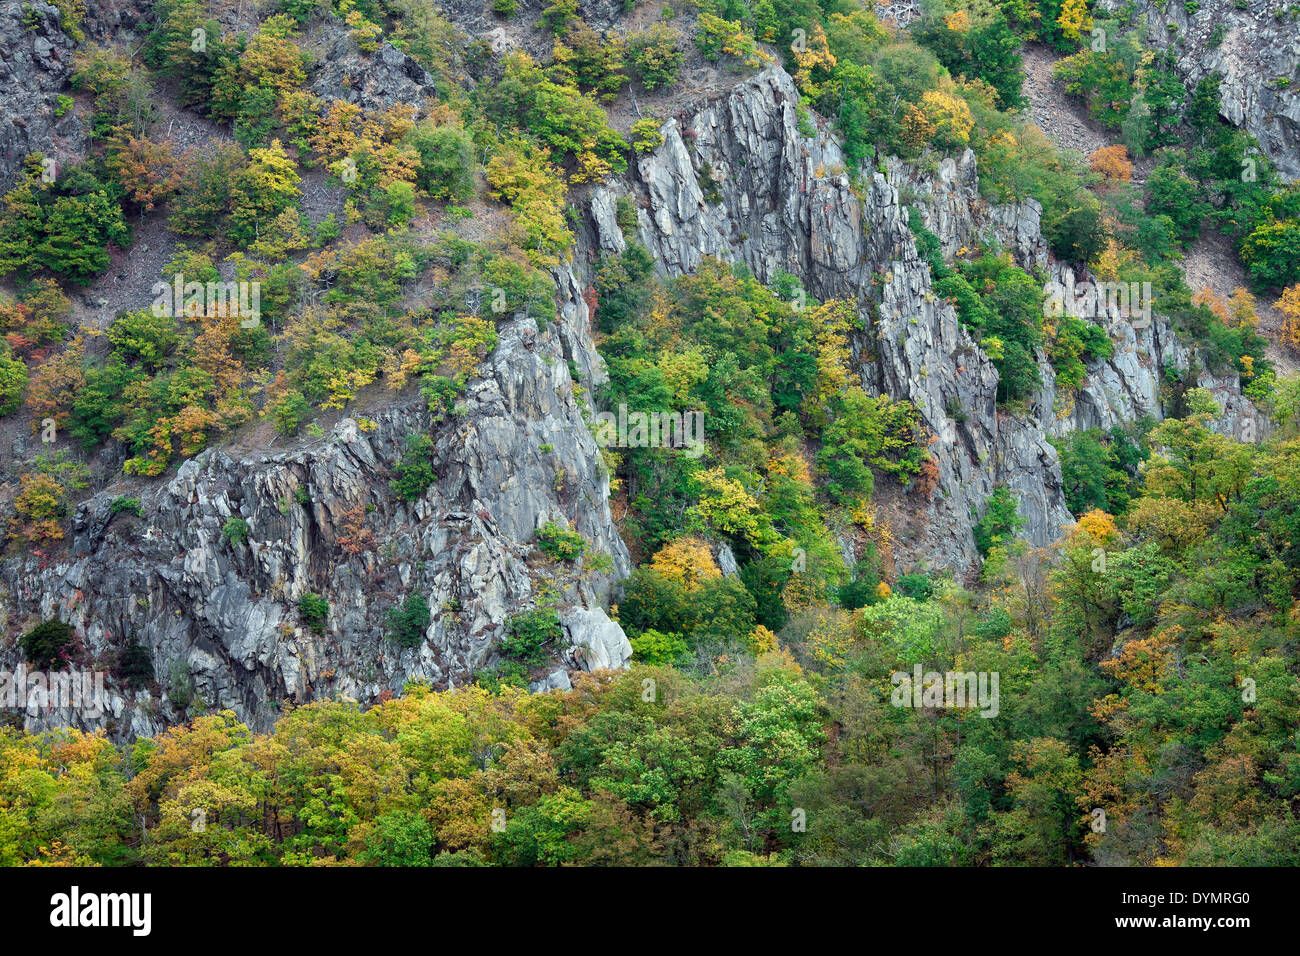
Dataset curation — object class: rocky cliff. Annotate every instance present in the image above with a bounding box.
[0,23,1266,738]
[1097,0,1300,181]
[1,265,632,737]
[591,64,1261,570]
[0,0,86,191]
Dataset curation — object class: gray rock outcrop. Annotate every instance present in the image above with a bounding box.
[1098,0,1300,180]
[561,606,633,672]
[0,0,86,191]
[609,66,1072,568]
[1,272,630,737]
[597,63,1260,569]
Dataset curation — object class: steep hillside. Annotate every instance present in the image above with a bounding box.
[2,0,1300,871]
[1096,0,1300,180]
[0,0,1278,735]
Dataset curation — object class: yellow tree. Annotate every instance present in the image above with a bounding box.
[1057,0,1093,42]
[802,299,856,427]
[649,536,722,590]
[1277,284,1300,352]
[793,23,837,101]
[920,89,974,151]
[1227,287,1259,327]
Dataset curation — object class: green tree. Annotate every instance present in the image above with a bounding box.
[0,342,28,415]
[391,433,436,501]
[228,140,301,248]
[387,594,432,648]
[407,123,477,202]
[974,486,1024,555]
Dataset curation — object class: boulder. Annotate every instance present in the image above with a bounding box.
[562,607,633,672]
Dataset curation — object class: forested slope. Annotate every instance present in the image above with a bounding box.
[0,0,1299,866]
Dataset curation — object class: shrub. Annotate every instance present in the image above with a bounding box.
[629,628,689,665]
[476,661,530,692]
[618,566,757,646]
[894,572,934,601]
[695,13,766,69]
[387,593,432,647]
[391,433,436,501]
[109,495,143,517]
[299,592,330,632]
[106,309,179,369]
[918,89,974,152]
[1089,145,1133,183]
[973,486,1025,556]
[538,0,578,34]
[629,117,665,153]
[169,143,244,237]
[481,54,627,185]
[222,517,251,547]
[939,251,1048,404]
[0,158,131,284]
[837,554,883,610]
[269,389,312,436]
[360,810,434,866]
[818,389,926,504]
[227,140,301,249]
[536,521,586,561]
[8,451,88,545]
[627,23,683,90]
[499,607,561,665]
[380,180,417,226]
[1053,51,1133,129]
[1242,218,1300,289]
[166,659,195,709]
[1042,192,1108,264]
[21,619,75,669]
[0,277,72,347]
[407,123,477,202]
[552,21,628,102]
[485,139,574,261]
[71,44,156,138]
[0,342,27,415]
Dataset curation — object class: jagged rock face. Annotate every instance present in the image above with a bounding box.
[1099,0,1300,181]
[598,63,1260,570]
[0,2,437,190]
[0,2,635,739]
[890,151,1049,273]
[0,0,86,190]
[0,29,1267,739]
[1032,264,1265,443]
[883,164,1264,440]
[1,276,631,737]
[601,66,1074,569]
[308,38,437,113]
